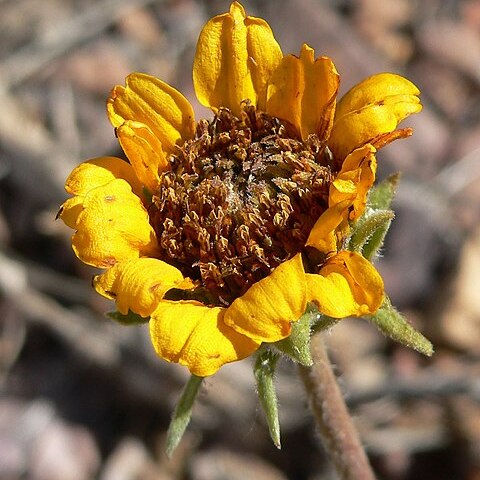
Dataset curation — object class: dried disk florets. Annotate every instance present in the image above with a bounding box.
[150,106,335,303]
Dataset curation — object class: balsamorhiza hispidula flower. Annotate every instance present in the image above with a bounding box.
[58,2,422,378]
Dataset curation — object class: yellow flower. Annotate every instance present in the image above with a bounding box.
[58,2,421,377]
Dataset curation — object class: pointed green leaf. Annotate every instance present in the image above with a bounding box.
[254,349,281,448]
[368,172,400,210]
[107,310,149,325]
[166,375,203,457]
[274,306,315,366]
[349,209,394,257]
[367,297,433,356]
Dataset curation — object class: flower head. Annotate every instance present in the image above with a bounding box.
[59,2,421,377]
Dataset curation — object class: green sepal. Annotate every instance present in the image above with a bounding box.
[367,297,433,356]
[361,213,393,261]
[107,310,149,325]
[367,172,400,210]
[348,173,399,259]
[166,374,203,457]
[311,311,340,333]
[274,305,316,366]
[349,209,394,260]
[254,349,281,448]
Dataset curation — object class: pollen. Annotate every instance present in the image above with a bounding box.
[149,105,336,304]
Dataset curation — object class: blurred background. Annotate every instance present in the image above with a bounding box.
[1,0,480,478]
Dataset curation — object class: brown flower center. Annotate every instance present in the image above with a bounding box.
[149,105,336,304]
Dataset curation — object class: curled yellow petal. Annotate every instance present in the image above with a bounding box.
[329,144,377,220]
[370,127,413,151]
[306,199,353,255]
[64,157,142,197]
[93,258,194,317]
[224,253,307,343]
[116,121,168,192]
[58,196,84,229]
[329,73,422,160]
[107,73,195,155]
[59,157,143,230]
[267,44,339,139]
[72,179,158,268]
[335,73,421,121]
[150,300,260,377]
[307,251,384,317]
[193,1,282,116]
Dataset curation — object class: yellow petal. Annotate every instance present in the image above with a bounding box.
[329,73,422,160]
[107,73,195,155]
[65,157,142,197]
[224,253,307,343]
[72,179,158,268]
[193,1,282,116]
[150,300,260,377]
[306,199,353,255]
[307,251,384,317]
[93,258,193,317]
[335,73,421,121]
[329,144,377,220]
[58,196,84,229]
[60,157,144,230]
[267,44,339,139]
[116,121,168,192]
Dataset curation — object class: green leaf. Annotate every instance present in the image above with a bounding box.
[368,172,400,210]
[274,306,315,366]
[107,310,149,325]
[254,349,281,448]
[349,209,394,260]
[367,297,433,356]
[166,375,203,457]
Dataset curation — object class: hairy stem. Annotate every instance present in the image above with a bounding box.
[298,333,376,480]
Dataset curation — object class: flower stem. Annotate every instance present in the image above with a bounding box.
[298,333,376,480]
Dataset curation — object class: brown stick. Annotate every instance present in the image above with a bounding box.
[298,333,376,480]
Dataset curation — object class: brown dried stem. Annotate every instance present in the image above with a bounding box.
[298,333,376,480]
